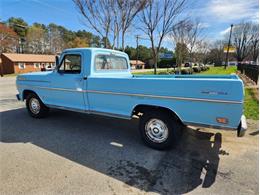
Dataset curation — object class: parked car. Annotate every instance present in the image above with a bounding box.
[184,62,191,67]
[192,64,201,72]
[199,63,207,71]
[16,48,247,150]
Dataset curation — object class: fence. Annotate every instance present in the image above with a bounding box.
[237,63,259,83]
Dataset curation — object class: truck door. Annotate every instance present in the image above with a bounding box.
[49,52,87,111]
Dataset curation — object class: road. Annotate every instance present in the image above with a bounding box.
[0,77,259,194]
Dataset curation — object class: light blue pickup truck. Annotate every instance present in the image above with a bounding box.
[16,48,247,149]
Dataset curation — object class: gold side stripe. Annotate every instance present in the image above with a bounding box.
[17,85,243,104]
[87,90,242,104]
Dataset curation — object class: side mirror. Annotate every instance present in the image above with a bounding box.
[55,56,59,67]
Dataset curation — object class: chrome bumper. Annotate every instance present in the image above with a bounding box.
[237,115,247,137]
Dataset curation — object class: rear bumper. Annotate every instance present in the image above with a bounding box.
[237,115,247,137]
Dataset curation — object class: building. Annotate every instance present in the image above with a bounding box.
[0,53,55,75]
[0,58,2,76]
[130,60,145,69]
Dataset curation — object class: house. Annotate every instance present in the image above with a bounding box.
[0,58,2,76]
[0,53,56,75]
[130,60,145,69]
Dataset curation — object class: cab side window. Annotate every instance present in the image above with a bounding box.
[58,55,81,74]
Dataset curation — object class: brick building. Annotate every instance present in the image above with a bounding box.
[0,53,55,75]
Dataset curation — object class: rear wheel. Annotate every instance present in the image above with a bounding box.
[26,93,49,118]
[139,111,182,150]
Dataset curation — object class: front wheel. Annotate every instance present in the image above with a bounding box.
[139,111,182,150]
[26,93,49,118]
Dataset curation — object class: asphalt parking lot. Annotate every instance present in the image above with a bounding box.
[0,77,259,195]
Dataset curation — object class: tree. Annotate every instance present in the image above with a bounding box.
[249,24,259,62]
[175,42,188,67]
[73,0,114,48]
[75,30,101,47]
[0,23,18,53]
[124,46,137,59]
[125,45,152,63]
[7,17,28,53]
[171,19,203,63]
[67,37,89,48]
[139,0,186,74]
[170,20,188,68]
[48,23,65,54]
[206,40,225,66]
[231,22,259,62]
[116,0,147,50]
[193,40,210,63]
[7,17,28,38]
[26,24,46,54]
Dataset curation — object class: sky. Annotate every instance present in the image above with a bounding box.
[0,0,259,49]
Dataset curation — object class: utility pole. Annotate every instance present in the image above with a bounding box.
[225,24,234,69]
[135,35,140,68]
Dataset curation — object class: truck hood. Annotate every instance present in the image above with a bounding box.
[17,71,53,83]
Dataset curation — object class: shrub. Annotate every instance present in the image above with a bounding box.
[181,69,189,74]
[193,67,201,72]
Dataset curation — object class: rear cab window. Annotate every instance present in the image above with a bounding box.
[94,55,128,72]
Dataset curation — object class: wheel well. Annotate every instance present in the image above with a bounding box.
[132,105,183,124]
[22,90,37,100]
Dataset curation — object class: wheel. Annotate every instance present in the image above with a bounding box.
[139,111,182,150]
[26,93,49,118]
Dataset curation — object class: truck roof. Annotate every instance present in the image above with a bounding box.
[62,47,127,56]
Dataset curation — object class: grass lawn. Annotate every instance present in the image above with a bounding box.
[133,66,237,75]
[244,88,259,120]
[197,66,237,75]
[2,73,19,77]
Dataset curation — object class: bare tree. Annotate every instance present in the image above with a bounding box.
[170,20,188,69]
[111,9,120,49]
[139,0,186,74]
[26,25,46,54]
[250,23,259,62]
[206,40,225,65]
[171,19,204,63]
[73,0,114,48]
[116,0,147,50]
[185,20,204,62]
[231,22,258,62]
[194,40,210,63]
[48,24,65,54]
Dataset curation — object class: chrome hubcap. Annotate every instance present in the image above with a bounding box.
[145,119,169,143]
[29,98,40,114]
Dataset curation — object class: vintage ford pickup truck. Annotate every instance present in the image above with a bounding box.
[16,48,247,149]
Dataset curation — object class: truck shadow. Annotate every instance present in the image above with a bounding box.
[1,108,225,194]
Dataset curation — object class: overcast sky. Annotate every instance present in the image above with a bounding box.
[1,0,259,49]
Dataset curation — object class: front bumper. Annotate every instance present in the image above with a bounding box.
[237,115,247,137]
[16,94,21,101]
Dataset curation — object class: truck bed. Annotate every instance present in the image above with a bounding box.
[87,74,244,129]
[134,74,240,80]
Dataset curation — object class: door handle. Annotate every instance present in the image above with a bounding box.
[83,76,88,80]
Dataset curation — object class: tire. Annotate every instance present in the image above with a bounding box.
[26,93,49,118]
[139,111,182,150]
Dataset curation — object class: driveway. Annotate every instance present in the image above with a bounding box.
[0,77,258,194]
